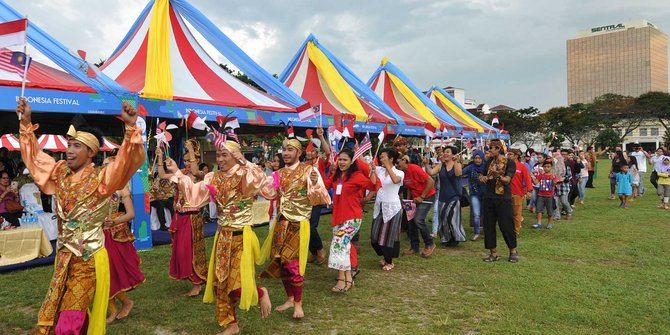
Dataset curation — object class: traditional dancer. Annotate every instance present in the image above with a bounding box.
[158,139,208,296]
[102,157,145,324]
[260,137,330,319]
[17,98,144,335]
[160,132,272,335]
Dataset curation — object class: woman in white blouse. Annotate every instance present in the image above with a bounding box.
[371,148,405,271]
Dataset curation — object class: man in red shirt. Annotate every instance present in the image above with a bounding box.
[397,155,436,256]
[508,149,533,236]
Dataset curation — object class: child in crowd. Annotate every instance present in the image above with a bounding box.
[657,156,670,209]
[532,160,556,229]
[616,164,633,208]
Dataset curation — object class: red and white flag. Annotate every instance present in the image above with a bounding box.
[424,123,436,139]
[0,19,27,49]
[377,124,386,143]
[342,120,355,138]
[287,126,295,138]
[491,115,500,126]
[299,104,320,121]
[186,110,208,130]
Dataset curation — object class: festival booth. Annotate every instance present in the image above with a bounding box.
[279,34,406,135]
[99,0,312,244]
[367,58,465,138]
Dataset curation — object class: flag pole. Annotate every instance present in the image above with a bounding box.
[18,18,28,121]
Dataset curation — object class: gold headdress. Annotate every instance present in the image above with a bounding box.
[66,125,100,152]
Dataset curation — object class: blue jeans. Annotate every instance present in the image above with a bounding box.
[470,194,481,234]
[407,195,435,251]
[578,177,587,201]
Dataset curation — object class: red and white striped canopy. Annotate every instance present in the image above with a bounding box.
[100,137,120,152]
[100,3,295,112]
[37,134,68,152]
[0,134,20,151]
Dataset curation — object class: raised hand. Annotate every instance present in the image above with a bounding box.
[16,97,31,125]
[120,102,138,127]
[165,158,179,174]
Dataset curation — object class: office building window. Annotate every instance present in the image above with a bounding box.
[651,128,659,136]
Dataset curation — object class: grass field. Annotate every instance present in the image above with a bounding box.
[1,161,669,335]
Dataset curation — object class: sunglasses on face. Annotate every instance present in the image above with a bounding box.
[492,146,501,150]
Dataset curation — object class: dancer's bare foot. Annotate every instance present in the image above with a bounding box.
[259,287,271,319]
[275,298,295,312]
[106,301,118,324]
[292,301,304,319]
[216,323,240,335]
[116,298,134,320]
[184,284,202,297]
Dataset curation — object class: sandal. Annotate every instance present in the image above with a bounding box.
[483,254,501,262]
[509,252,520,263]
[352,268,361,281]
[382,263,395,271]
[331,279,347,293]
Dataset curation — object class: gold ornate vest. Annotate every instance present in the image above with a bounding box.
[210,171,254,229]
[278,163,312,222]
[104,191,135,243]
[54,164,109,260]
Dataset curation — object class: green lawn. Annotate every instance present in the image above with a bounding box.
[1,161,669,335]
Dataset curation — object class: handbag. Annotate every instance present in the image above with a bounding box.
[5,199,24,214]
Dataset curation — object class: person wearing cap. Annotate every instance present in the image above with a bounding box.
[161,131,273,334]
[260,136,330,319]
[16,97,145,335]
[158,140,208,298]
[479,139,519,262]
[393,135,421,165]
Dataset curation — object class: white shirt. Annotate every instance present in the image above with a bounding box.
[373,166,404,222]
[630,151,648,172]
[651,155,665,172]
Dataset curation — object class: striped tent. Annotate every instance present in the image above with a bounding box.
[37,134,68,152]
[367,58,463,132]
[100,137,120,152]
[279,35,400,125]
[100,0,307,116]
[0,134,20,151]
[426,86,497,134]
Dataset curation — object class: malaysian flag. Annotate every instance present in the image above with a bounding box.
[0,49,30,76]
[353,132,372,161]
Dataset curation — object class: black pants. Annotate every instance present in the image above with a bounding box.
[308,205,324,254]
[150,198,174,227]
[651,171,659,190]
[568,184,579,205]
[586,171,595,188]
[482,197,516,250]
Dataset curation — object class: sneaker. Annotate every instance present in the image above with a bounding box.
[565,215,572,220]
[580,200,584,205]
[546,224,553,229]
[531,223,542,229]
[471,234,480,241]
[421,244,436,257]
[608,195,616,200]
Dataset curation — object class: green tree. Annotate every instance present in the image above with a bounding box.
[591,94,647,143]
[494,106,541,147]
[635,91,670,133]
[595,128,620,150]
[539,104,599,147]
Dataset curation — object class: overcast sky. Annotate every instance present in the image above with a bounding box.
[6,0,670,111]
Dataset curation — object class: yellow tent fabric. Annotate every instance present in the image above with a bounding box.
[432,89,484,132]
[143,0,173,100]
[306,41,368,122]
[387,72,440,127]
